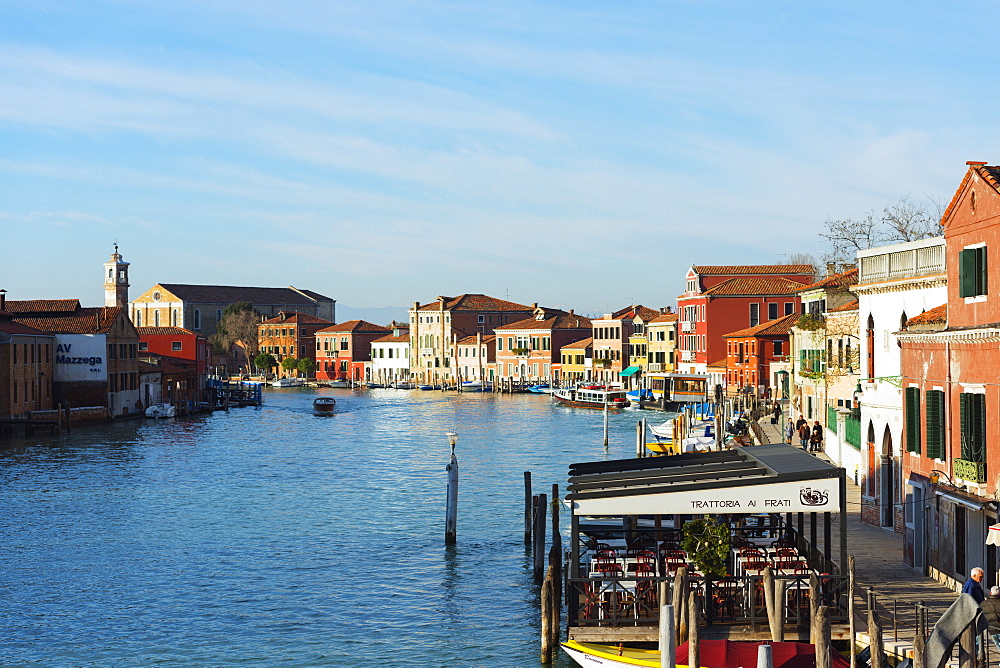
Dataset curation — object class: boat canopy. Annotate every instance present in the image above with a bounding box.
[565,443,845,517]
[619,366,641,377]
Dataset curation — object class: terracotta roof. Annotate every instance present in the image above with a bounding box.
[316,320,391,334]
[1,299,81,313]
[650,313,678,324]
[907,304,947,326]
[456,334,496,345]
[707,359,728,370]
[828,299,859,313]
[373,334,411,344]
[562,337,594,349]
[153,284,332,305]
[702,277,810,296]
[13,306,127,335]
[496,312,592,331]
[415,294,533,312]
[723,313,800,338]
[692,265,814,276]
[0,321,52,335]
[594,305,660,322]
[260,311,333,325]
[137,327,198,336]
[941,163,1000,227]
[795,268,859,292]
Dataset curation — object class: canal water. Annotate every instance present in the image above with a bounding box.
[0,388,660,667]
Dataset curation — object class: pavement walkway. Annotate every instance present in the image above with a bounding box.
[756,410,960,657]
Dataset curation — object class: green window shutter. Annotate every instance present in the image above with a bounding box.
[960,393,970,460]
[905,387,921,453]
[960,249,976,298]
[925,390,944,460]
[979,247,989,296]
[972,393,986,463]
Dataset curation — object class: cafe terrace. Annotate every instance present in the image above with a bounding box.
[564,443,849,642]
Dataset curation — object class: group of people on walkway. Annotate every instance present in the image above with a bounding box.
[786,415,823,452]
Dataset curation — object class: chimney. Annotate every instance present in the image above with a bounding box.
[825,262,836,276]
[532,302,537,310]
[665,306,673,314]
[0,289,5,310]
[569,309,574,315]
[967,161,988,166]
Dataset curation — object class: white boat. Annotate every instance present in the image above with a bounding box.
[312,397,336,416]
[552,385,630,409]
[562,640,660,667]
[271,377,304,387]
[649,419,674,439]
[392,381,414,389]
[145,403,176,419]
[328,380,350,388]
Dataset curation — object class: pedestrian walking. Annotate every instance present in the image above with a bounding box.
[810,421,823,452]
[798,422,811,450]
[785,418,795,444]
[795,414,808,432]
[963,567,987,603]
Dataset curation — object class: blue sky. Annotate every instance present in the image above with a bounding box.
[1,1,996,316]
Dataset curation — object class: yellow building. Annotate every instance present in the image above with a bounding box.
[558,337,593,384]
[646,310,678,373]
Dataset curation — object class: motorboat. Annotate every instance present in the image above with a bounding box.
[461,380,492,392]
[271,377,304,387]
[145,403,176,418]
[626,388,655,403]
[563,639,850,668]
[552,385,629,409]
[527,383,552,394]
[392,381,414,389]
[328,380,350,388]
[312,397,336,416]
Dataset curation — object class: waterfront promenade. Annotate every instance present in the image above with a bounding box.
[758,413,960,660]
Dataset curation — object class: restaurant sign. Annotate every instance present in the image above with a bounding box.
[572,478,840,516]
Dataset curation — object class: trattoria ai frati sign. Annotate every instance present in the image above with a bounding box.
[572,479,840,516]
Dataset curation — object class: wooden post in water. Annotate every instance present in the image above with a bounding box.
[659,603,675,668]
[868,598,883,668]
[774,577,785,642]
[913,617,926,668]
[541,569,554,664]
[445,432,458,545]
[603,395,609,448]
[848,556,857,668]
[548,545,561,634]
[534,493,547,583]
[550,484,562,610]
[636,418,644,458]
[959,623,976,668]
[687,591,699,668]
[813,606,831,668]
[524,472,532,545]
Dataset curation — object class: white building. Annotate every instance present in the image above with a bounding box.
[369,331,410,385]
[853,237,947,532]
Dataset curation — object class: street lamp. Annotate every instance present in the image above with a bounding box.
[447,431,458,454]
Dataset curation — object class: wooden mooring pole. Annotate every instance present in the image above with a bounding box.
[541,568,554,664]
[659,603,675,668]
[533,493,546,583]
[868,590,883,668]
[848,556,857,668]
[524,472,532,545]
[687,591,699,668]
[445,432,458,545]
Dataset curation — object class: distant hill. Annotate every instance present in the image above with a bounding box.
[335,305,410,327]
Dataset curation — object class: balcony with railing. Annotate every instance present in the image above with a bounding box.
[858,237,945,285]
[954,459,986,484]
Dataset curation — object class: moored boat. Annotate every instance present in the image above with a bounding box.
[527,383,551,394]
[461,380,492,392]
[144,403,176,418]
[312,397,336,416]
[552,385,629,409]
[327,380,350,388]
[563,639,849,668]
[271,377,304,387]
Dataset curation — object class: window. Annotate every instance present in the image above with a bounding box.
[866,315,875,380]
[959,246,988,298]
[217,309,222,322]
[960,392,986,463]
[300,345,306,356]
[193,309,201,330]
[171,341,182,351]
[768,303,778,320]
[154,310,160,327]
[774,340,783,356]
[904,387,921,454]
[135,311,142,327]
[497,337,504,351]
[925,390,945,460]
[784,302,794,315]
[749,303,760,327]
[139,342,148,351]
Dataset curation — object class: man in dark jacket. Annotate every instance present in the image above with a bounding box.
[963,567,986,603]
[982,585,1000,651]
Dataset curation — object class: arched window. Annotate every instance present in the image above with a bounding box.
[135,311,142,327]
[866,314,875,380]
[172,309,178,327]
[154,310,160,327]
[194,309,201,330]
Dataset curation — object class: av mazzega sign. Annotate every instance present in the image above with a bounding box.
[572,478,840,516]
[53,334,106,382]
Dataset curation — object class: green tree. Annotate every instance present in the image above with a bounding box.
[681,517,731,577]
[297,358,316,376]
[281,357,299,375]
[253,352,276,372]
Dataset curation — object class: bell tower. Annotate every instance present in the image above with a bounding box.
[104,244,130,308]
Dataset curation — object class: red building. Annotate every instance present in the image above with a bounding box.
[899,161,1000,584]
[257,311,333,375]
[494,308,592,383]
[722,313,797,394]
[676,265,813,374]
[137,327,209,375]
[315,320,391,381]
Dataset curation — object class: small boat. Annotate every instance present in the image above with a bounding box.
[552,385,630,409]
[564,639,849,668]
[327,380,350,388]
[145,403,176,418]
[418,384,441,390]
[527,383,552,394]
[626,388,655,403]
[392,381,414,389]
[312,397,336,416]
[649,419,675,439]
[562,640,659,667]
[365,382,385,388]
[461,380,492,392]
[271,377,304,387]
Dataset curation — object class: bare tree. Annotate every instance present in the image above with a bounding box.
[210,302,261,356]
[820,194,942,265]
[783,252,822,276]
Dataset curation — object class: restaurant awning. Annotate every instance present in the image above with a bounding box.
[620,366,641,377]
[566,443,845,516]
[987,523,1000,546]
